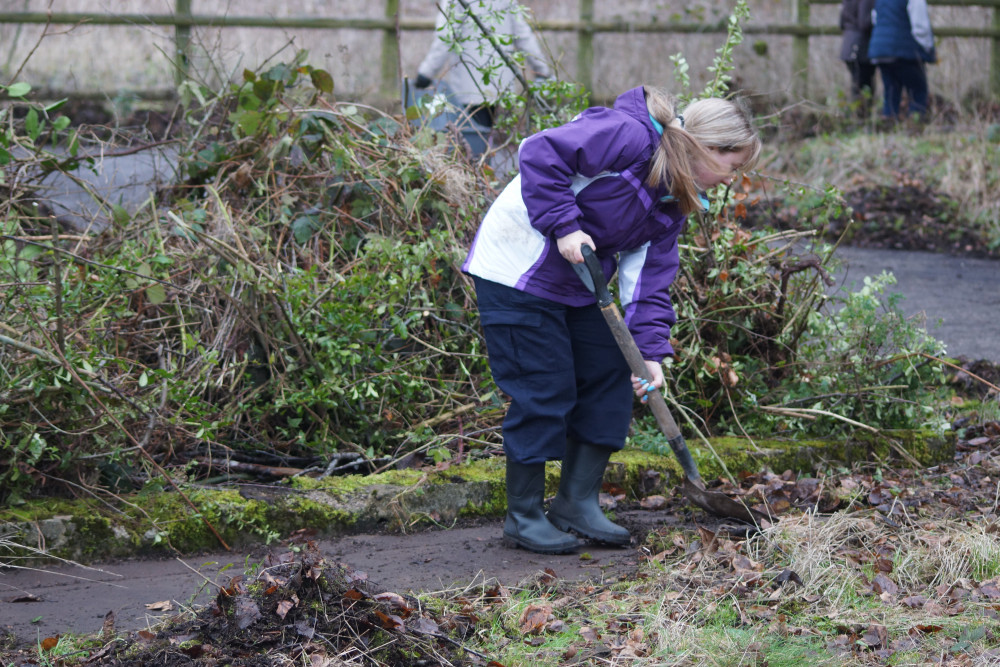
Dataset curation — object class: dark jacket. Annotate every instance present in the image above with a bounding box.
[867,0,936,63]
[840,0,876,62]
[463,87,685,361]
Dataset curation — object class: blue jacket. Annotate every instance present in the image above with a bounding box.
[867,0,936,63]
[463,87,686,361]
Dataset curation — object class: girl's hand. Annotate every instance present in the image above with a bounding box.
[556,230,596,263]
[631,360,664,403]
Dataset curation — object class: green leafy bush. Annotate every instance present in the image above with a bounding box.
[0,23,957,507]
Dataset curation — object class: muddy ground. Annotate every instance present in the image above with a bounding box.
[0,507,710,649]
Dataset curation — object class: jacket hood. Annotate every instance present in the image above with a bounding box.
[613,87,660,145]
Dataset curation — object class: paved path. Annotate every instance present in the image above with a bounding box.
[832,247,999,362]
[0,524,640,646]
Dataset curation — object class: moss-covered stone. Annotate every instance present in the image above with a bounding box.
[0,429,953,565]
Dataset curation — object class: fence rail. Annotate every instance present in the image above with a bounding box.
[1,0,998,100]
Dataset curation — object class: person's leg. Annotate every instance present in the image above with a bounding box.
[859,61,877,100]
[845,60,863,101]
[547,303,633,545]
[466,104,495,129]
[474,278,578,466]
[563,304,633,450]
[877,63,903,119]
[895,60,929,115]
[473,277,579,554]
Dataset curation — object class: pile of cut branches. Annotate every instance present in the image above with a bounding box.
[0,48,957,507]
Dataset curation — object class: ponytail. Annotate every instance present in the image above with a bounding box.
[644,87,761,216]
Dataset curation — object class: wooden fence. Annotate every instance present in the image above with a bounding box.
[0,0,998,100]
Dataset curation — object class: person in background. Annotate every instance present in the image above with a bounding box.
[839,0,877,110]
[413,0,551,130]
[463,86,761,554]
[867,0,936,118]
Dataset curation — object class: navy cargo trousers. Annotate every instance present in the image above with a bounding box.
[473,276,633,465]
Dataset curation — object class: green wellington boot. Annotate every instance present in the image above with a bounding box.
[547,440,632,545]
[503,461,580,554]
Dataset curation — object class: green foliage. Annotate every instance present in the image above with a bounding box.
[652,4,951,442]
[670,0,750,104]
[0,28,959,506]
[0,50,498,505]
[494,77,591,137]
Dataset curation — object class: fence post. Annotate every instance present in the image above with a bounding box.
[792,0,810,99]
[993,3,1000,98]
[382,0,401,103]
[175,0,192,85]
[578,0,594,97]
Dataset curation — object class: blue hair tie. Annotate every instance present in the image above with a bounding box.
[648,113,664,135]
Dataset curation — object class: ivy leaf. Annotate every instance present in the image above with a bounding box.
[291,213,320,244]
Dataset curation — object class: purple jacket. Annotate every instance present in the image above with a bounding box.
[463,86,687,361]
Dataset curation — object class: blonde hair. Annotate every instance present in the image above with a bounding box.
[644,86,761,215]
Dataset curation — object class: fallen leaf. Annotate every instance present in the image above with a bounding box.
[234,597,262,630]
[276,599,296,619]
[979,583,1000,600]
[901,595,928,608]
[912,624,944,634]
[697,526,718,553]
[519,604,552,635]
[773,568,803,587]
[861,623,887,648]
[40,637,59,651]
[101,610,115,640]
[872,574,898,596]
[375,610,404,630]
[145,600,173,612]
[875,557,894,573]
[374,591,412,612]
[639,495,667,510]
[409,616,440,635]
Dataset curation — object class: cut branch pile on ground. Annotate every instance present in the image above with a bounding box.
[84,544,475,667]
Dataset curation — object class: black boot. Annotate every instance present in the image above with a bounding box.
[503,461,580,554]
[548,441,632,546]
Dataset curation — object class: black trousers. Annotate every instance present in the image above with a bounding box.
[465,104,496,128]
[845,59,877,101]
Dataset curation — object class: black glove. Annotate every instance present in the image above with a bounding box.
[415,74,433,89]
